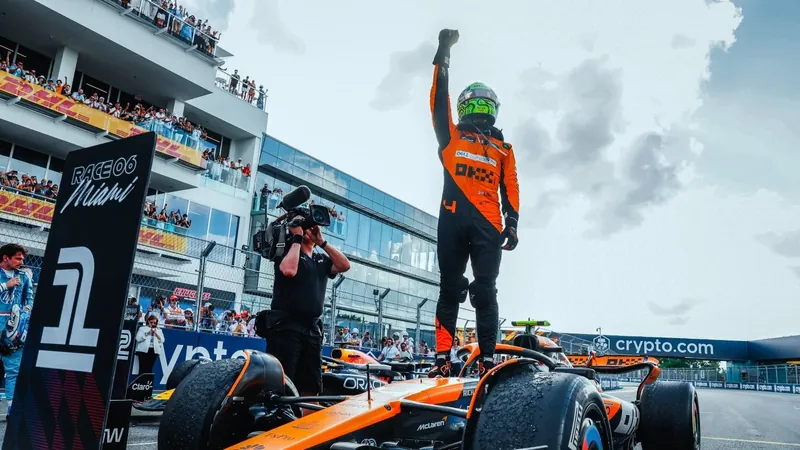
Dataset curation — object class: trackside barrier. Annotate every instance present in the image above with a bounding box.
[123,328,437,391]
[616,377,800,395]
[598,377,622,391]
[115,329,612,391]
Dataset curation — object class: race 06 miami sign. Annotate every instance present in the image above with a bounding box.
[562,332,749,361]
[3,134,156,450]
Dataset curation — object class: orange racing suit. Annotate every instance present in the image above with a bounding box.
[430,57,520,363]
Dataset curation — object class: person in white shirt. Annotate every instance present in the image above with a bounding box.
[163,295,185,328]
[135,314,165,375]
[378,337,401,361]
[448,336,463,377]
[401,331,414,355]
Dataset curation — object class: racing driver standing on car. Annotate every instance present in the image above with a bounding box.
[428,29,520,378]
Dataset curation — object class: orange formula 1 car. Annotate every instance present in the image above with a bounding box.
[157,333,700,450]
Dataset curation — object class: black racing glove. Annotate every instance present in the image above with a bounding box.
[501,219,518,251]
[433,29,459,67]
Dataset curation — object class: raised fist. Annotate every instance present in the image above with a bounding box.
[438,29,460,48]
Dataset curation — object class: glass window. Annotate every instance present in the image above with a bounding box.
[46,155,64,186]
[380,223,393,259]
[209,209,232,244]
[187,202,210,240]
[294,151,310,172]
[392,228,404,262]
[349,178,363,197]
[260,152,278,167]
[361,185,374,202]
[277,143,295,163]
[263,137,280,156]
[383,195,395,213]
[0,140,11,172]
[345,210,359,248]
[10,145,47,180]
[228,215,239,247]
[357,214,371,252]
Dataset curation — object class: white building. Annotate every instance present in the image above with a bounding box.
[0,0,266,311]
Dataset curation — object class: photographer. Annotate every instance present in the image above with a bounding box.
[263,223,350,400]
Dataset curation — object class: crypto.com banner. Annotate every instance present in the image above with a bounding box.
[561,332,749,361]
[3,133,156,450]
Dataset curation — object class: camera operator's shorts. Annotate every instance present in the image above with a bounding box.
[266,330,322,395]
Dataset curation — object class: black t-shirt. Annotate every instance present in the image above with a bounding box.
[271,251,335,320]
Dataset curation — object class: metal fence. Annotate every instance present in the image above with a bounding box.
[622,364,800,384]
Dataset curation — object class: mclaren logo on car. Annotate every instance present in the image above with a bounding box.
[417,416,447,431]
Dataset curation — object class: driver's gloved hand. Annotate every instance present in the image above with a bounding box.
[501,225,518,251]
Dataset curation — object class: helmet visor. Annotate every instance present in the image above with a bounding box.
[459,87,500,107]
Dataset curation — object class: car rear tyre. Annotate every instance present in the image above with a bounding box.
[157,358,249,450]
[638,381,700,450]
[165,357,210,390]
[472,369,612,450]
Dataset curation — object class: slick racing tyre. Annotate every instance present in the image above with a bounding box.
[638,381,701,450]
[472,370,612,450]
[158,358,247,450]
[165,357,211,390]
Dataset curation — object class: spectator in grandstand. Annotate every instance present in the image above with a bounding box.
[128,296,144,324]
[163,295,185,328]
[199,302,217,332]
[399,342,413,361]
[147,295,166,325]
[135,313,165,376]
[360,331,374,349]
[401,331,414,355]
[448,337,463,376]
[228,69,240,95]
[377,337,401,361]
[183,308,194,329]
[348,328,361,345]
[231,314,247,336]
[0,243,34,420]
[246,313,256,337]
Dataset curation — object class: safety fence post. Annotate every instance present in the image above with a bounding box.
[330,275,345,344]
[194,241,216,331]
[415,298,429,353]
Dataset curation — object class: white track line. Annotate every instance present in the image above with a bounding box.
[706,437,800,447]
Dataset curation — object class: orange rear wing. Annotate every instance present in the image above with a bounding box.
[567,354,660,367]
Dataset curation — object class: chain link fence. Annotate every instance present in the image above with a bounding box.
[622,364,800,384]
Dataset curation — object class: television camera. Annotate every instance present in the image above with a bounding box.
[252,185,331,262]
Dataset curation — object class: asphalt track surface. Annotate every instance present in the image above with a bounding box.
[1,384,799,449]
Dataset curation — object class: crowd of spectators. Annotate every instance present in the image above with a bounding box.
[216,68,267,109]
[135,295,257,337]
[125,0,220,56]
[143,201,193,229]
[0,170,59,199]
[1,51,218,155]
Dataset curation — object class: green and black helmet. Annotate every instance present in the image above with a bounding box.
[457,82,500,127]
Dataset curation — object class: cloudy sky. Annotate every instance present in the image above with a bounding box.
[186,0,799,341]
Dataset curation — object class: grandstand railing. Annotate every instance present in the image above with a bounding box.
[199,161,251,197]
[0,71,207,172]
[99,0,221,61]
[214,69,268,111]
